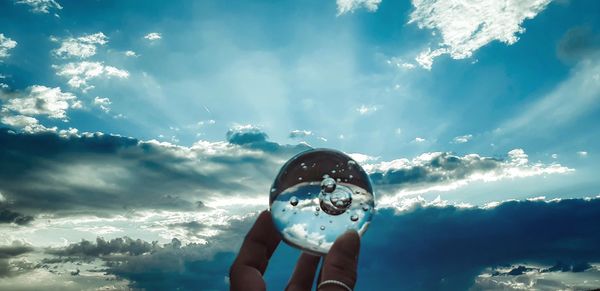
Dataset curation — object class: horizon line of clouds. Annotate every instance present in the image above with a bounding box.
[0,125,574,221]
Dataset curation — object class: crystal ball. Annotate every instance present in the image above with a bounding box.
[269,148,375,255]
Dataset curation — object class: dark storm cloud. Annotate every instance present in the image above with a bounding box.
[43,213,259,290]
[557,27,600,63]
[354,197,600,290]
[0,244,33,259]
[38,198,600,290]
[0,207,33,225]
[47,237,158,257]
[0,242,34,277]
[0,127,307,217]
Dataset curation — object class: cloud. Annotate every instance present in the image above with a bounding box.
[144,32,161,41]
[0,125,573,218]
[367,149,572,201]
[124,50,137,57]
[409,0,552,69]
[336,0,381,15]
[0,208,34,225]
[356,104,378,115]
[0,127,307,216]
[451,134,472,144]
[93,96,111,113]
[413,137,426,143]
[1,85,79,119]
[31,197,600,290]
[15,0,62,14]
[52,32,108,59]
[0,115,56,133]
[289,129,312,139]
[38,214,259,290]
[351,197,600,290]
[472,263,600,290]
[0,241,34,277]
[47,237,157,257]
[0,33,17,60]
[577,151,588,157]
[53,61,129,92]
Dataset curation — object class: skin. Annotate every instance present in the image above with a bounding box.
[230,210,360,291]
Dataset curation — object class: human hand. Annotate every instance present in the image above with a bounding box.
[229,210,361,291]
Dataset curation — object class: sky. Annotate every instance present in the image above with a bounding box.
[0,0,599,290]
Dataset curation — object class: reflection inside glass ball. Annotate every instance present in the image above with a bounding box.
[269,149,375,255]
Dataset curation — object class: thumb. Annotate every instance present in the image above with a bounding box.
[319,230,360,290]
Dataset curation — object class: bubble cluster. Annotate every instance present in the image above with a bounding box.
[269,149,375,255]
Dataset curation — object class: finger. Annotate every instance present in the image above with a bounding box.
[319,231,360,291]
[286,252,321,291]
[230,210,282,291]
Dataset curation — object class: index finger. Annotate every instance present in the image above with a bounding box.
[229,210,282,289]
[319,230,360,290]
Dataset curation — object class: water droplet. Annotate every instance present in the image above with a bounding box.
[318,239,323,245]
[271,188,276,193]
[320,225,325,230]
[350,214,359,221]
[315,206,320,211]
[349,175,353,179]
[314,211,319,216]
[331,169,336,174]
[302,165,308,170]
[301,162,305,166]
[336,178,341,182]
[298,177,303,181]
[282,208,286,212]
[329,220,333,223]
[362,205,370,211]
[290,196,299,206]
[321,177,336,193]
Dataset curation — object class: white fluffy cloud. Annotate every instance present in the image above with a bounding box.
[452,134,473,144]
[409,0,552,69]
[53,32,108,59]
[53,61,129,92]
[0,33,17,60]
[336,0,381,15]
[144,32,162,41]
[0,115,56,133]
[93,96,111,113]
[15,0,62,14]
[1,85,79,119]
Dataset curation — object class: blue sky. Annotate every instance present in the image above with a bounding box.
[1,0,600,290]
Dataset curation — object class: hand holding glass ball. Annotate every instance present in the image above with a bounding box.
[229,149,374,291]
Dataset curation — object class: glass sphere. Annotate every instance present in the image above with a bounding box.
[269,148,375,255]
